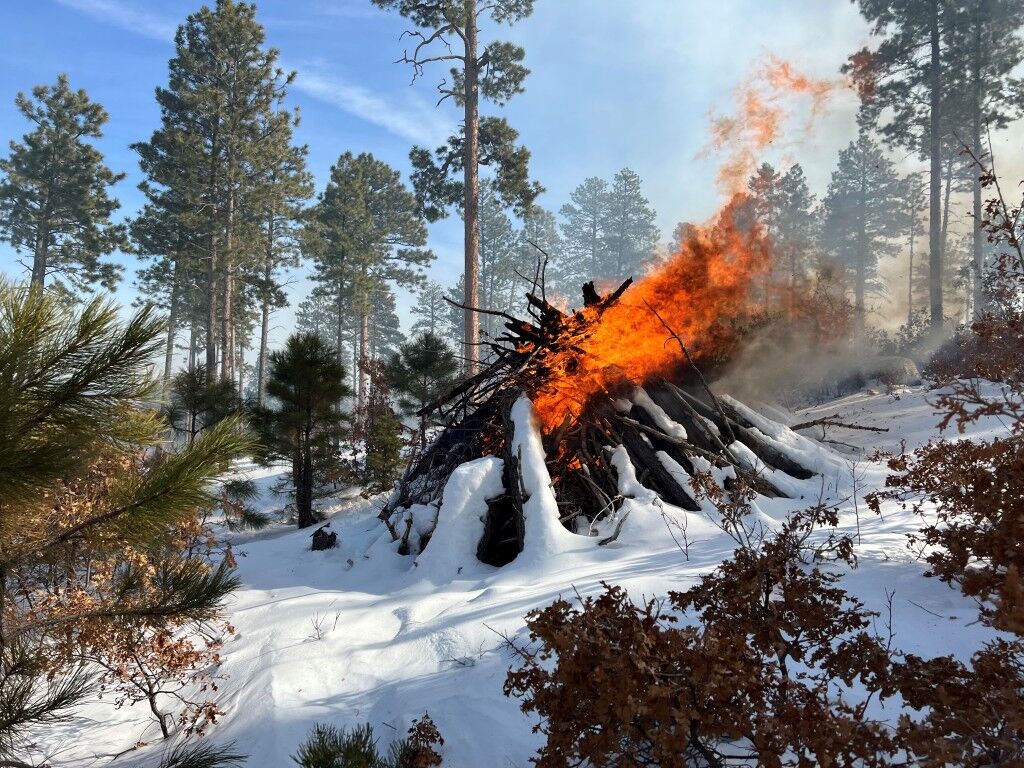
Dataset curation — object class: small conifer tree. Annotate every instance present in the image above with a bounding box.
[253,332,350,528]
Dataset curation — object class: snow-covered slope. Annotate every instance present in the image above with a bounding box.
[57,384,1009,767]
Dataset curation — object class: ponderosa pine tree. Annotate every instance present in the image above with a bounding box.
[846,0,994,331]
[254,333,350,529]
[557,177,609,295]
[600,168,659,284]
[518,204,561,284]
[943,0,1024,317]
[411,280,448,336]
[0,75,125,293]
[166,364,241,446]
[0,281,249,763]
[746,162,785,307]
[388,332,460,448]
[775,164,818,315]
[249,120,313,406]
[372,0,542,374]
[899,171,928,324]
[136,0,299,382]
[131,191,204,384]
[307,152,431,413]
[822,130,904,330]
[478,182,520,341]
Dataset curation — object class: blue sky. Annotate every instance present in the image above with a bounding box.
[0,0,876,333]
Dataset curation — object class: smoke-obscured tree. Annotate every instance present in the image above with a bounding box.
[0,282,249,761]
[253,333,350,529]
[295,289,337,346]
[166,364,241,446]
[746,163,785,308]
[478,182,520,341]
[137,0,297,381]
[307,152,431,413]
[0,74,125,293]
[250,129,313,406]
[822,131,904,330]
[600,168,659,284]
[518,204,561,293]
[899,171,928,324]
[369,285,406,362]
[943,0,1024,317]
[556,176,608,296]
[372,0,542,374]
[411,280,448,336]
[846,0,995,331]
[775,164,818,315]
[388,332,460,448]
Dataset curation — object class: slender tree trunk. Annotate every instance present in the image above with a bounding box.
[31,229,48,290]
[163,264,180,386]
[928,0,944,331]
[206,123,220,375]
[188,319,197,372]
[855,170,867,332]
[256,223,274,406]
[221,184,235,382]
[940,156,953,262]
[908,225,916,326]
[296,435,314,530]
[462,3,481,375]
[335,290,346,373]
[257,297,270,406]
[207,233,219,375]
[971,21,985,318]
[358,306,370,415]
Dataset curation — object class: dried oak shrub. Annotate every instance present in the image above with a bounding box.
[504,505,899,767]
[862,149,1024,766]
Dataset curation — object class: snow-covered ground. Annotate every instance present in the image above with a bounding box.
[55,383,1010,767]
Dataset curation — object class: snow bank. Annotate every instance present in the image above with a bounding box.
[414,456,504,579]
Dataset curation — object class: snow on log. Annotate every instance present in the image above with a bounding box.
[414,456,505,579]
[510,395,580,565]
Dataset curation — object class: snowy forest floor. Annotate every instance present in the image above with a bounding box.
[53,382,1009,767]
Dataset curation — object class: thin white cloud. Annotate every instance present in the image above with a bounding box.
[292,68,451,146]
[53,0,175,41]
[51,0,450,145]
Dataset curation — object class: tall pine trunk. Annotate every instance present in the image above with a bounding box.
[188,317,197,372]
[928,0,944,332]
[358,306,370,417]
[206,232,219,375]
[163,260,180,385]
[256,221,274,407]
[463,2,481,375]
[31,226,48,290]
[939,158,954,308]
[908,223,916,326]
[221,182,235,382]
[855,169,867,332]
[971,21,985,318]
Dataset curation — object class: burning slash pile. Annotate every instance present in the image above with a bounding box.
[380,196,841,567]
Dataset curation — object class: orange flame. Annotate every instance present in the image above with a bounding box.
[530,57,834,434]
[532,195,772,433]
[705,56,835,195]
